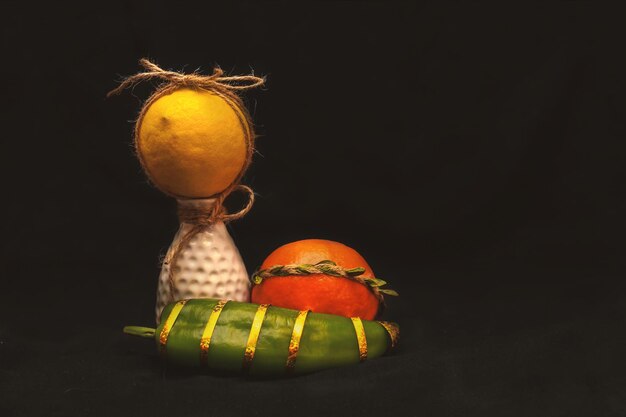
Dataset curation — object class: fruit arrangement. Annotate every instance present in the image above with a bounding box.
[112,59,400,376]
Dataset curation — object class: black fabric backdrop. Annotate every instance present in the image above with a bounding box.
[1,2,625,416]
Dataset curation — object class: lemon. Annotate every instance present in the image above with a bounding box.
[137,88,249,198]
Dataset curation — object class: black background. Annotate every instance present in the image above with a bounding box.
[1,2,625,416]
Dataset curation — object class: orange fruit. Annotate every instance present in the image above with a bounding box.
[251,239,380,319]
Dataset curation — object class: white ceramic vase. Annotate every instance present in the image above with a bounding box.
[155,198,250,322]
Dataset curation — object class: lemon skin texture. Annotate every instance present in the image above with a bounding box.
[137,88,248,198]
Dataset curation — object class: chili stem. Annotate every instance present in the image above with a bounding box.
[123,326,156,338]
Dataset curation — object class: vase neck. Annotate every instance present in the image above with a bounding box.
[176,198,217,211]
[175,198,220,226]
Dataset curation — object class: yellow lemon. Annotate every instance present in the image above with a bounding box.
[137,88,249,198]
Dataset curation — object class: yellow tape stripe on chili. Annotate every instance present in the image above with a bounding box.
[242,303,270,371]
[199,299,228,366]
[159,299,188,357]
[351,317,368,362]
[285,310,309,372]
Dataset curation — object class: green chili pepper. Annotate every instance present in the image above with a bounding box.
[124,298,399,376]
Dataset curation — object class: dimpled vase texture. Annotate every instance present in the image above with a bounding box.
[156,221,250,322]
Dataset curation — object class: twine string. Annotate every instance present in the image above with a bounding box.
[108,59,264,302]
[252,260,400,307]
[107,58,265,98]
[176,185,256,226]
[163,185,255,297]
